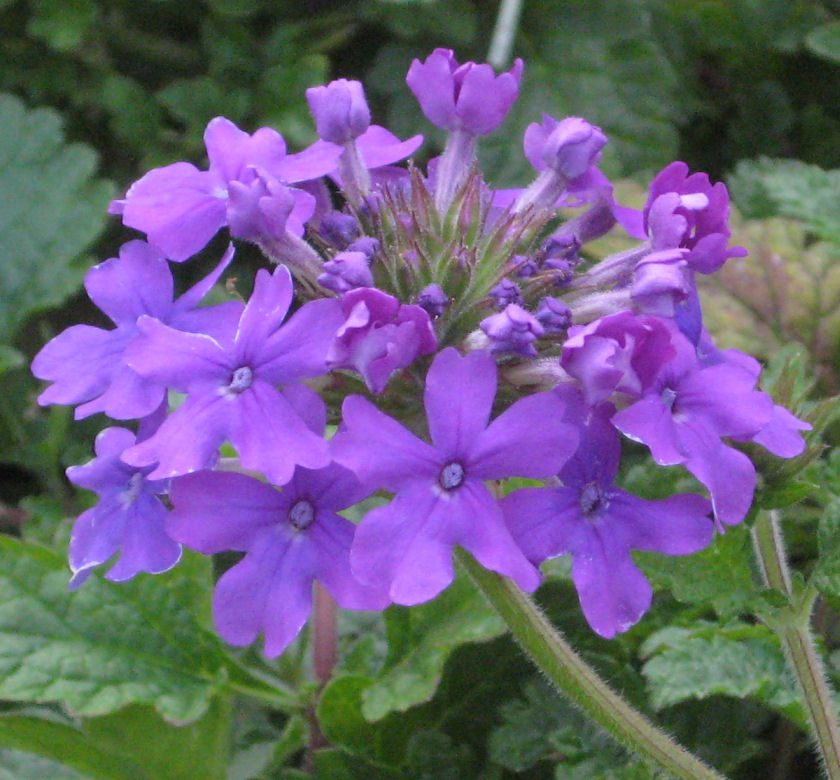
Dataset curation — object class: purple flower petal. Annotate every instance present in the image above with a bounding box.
[355,126,424,169]
[331,395,440,493]
[212,528,315,657]
[612,395,685,466]
[469,391,577,479]
[230,380,331,485]
[168,470,283,553]
[424,348,496,455]
[571,529,653,639]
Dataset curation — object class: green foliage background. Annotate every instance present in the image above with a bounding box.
[3,0,840,777]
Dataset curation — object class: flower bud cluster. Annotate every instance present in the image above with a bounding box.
[32,47,809,652]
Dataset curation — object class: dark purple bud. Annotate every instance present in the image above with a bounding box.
[346,236,380,260]
[488,278,523,308]
[535,297,572,333]
[540,232,581,266]
[524,115,607,179]
[318,251,373,295]
[318,211,359,249]
[417,284,449,318]
[514,255,539,278]
[480,304,544,357]
[306,79,371,144]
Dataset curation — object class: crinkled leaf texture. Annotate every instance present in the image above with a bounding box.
[641,622,823,730]
[0,93,112,340]
[360,572,505,721]
[0,536,229,723]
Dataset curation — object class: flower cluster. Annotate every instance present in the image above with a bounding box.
[33,49,809,652]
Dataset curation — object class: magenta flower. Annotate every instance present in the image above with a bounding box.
[110,117,341,261]
[502,390,713,638]
[326,287,437,394]
[560,311,676,405]
[121,266,343,484]
[406,48,523,136]
[66,418,181,589]
[331,348,579,605]
[168,461,389,657]
[32,240,240,420]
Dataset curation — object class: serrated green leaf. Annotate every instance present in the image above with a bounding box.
[0,745,85,780]
[0,535,230,722]
[728,158,840,244]
[0,698,230,780]
[317,675,380,759]
[641,622,806,727]
[0,94,112,340]
[488,676,641,777]
[361,573,505,721]
[634,523,760,618]
[806,20,840,64]
[403,729,473,780]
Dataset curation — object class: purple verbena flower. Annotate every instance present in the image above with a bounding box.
[110,117,342,261]
[121,266,343,484]
[561,311,676,405]
[326,287,437,394]
[32,240,240,420]
[168,461,389,657]
[611,326,776,527]
[524,116,607,180]
[331,348,579,604]
[306,79,371,144]
[480,304,544,357]
[317,251,373,295]
[66,416,181,589]
[406,48,523,136]
[502,389,713,638]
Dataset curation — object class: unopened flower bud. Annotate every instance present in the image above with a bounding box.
[535,297,572,333]
[317,251,373,295]
[480,304,544,357]
[306,79,371,144]
[524,116,607,180]
[417,284,449,318]
[489,278,522,308]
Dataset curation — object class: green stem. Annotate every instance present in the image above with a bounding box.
[487,0,525,68]
[457,550,726,780]
[752,510,840,780]
[222,657,299,711]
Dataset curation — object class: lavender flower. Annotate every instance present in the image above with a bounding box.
[326,287,437,393]
[32,240,240,420]
[405,48,523,136]
[111,117,342,261]
[331,348,579,604]
[168,462,389,657]
[611,327,775,526]
[66,417,180,588]
[502,390,713,638]
[121,266,343,484]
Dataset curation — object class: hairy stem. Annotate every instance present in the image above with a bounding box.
[752,510,840,780]
[457,549,727,780]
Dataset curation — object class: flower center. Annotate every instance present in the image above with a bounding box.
[120,472,144,507]
[226,366,253,395]
[661,386,678,411]
[439,461,465,491]
[288,500,315,531]
[579,482,605,516]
